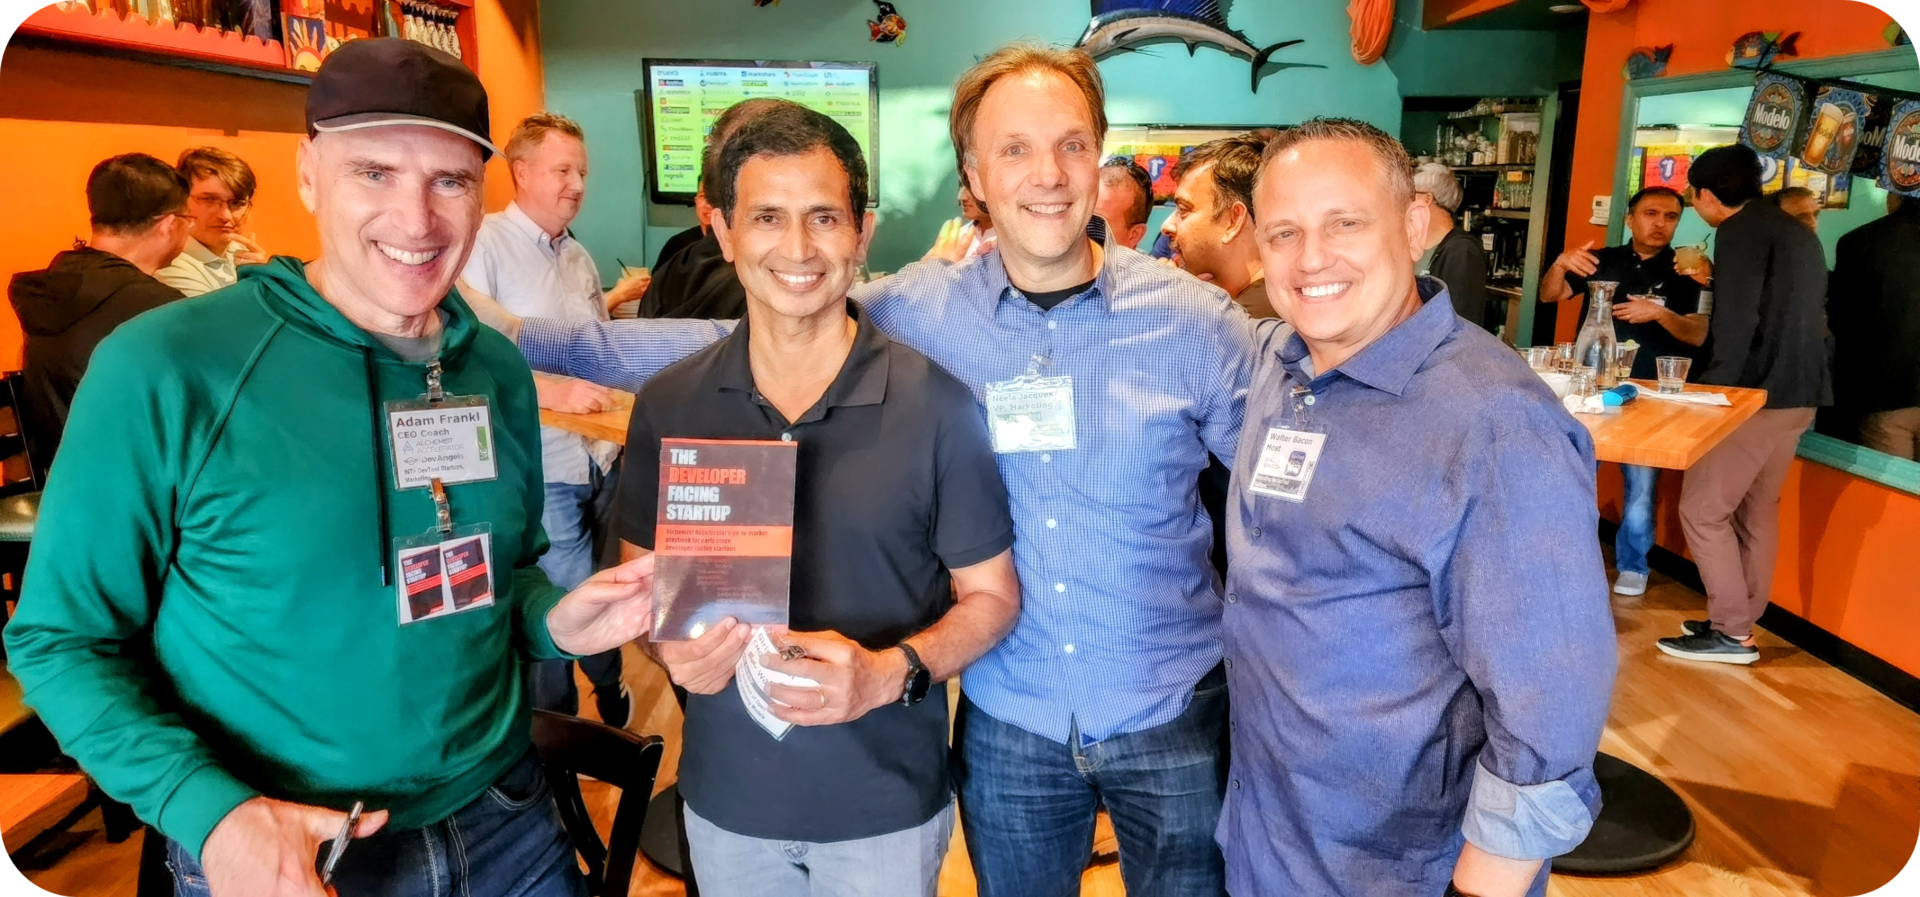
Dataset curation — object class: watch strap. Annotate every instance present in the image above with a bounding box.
[896,642,927,705]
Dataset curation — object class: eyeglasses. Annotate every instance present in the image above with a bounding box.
[189,194,251,214]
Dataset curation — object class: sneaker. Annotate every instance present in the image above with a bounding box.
[1613,571,1649,596]
[1680,619,1709,637]
[594,684,633,730]
[1657,629,1759,665]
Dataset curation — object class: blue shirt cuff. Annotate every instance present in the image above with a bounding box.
[1460,760,1598,860]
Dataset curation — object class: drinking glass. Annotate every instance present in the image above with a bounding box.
[1674,244,1706,275]
[1525,346,1553,371]
[1554,342,1577,373]
[1614,343,1639,381]
[1656,356,1691,394]
[1571,369,1597,398]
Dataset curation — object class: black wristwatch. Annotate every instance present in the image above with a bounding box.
[896,643,931,706]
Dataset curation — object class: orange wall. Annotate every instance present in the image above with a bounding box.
[1555,0,1906,342]
[1599,460,1920,676]
[0,0,545,368]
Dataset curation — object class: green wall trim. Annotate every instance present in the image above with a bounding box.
[1797,431,1920,496]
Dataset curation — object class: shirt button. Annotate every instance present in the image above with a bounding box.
[1227,593,1237,603]
[1224,657,1233,670]
[1063,644,1075,654]
[1040,453,1052,463]
[1231,779,1241,790]
[1046,518,1057,528]
[1251,527,1261,538]
[780,432,793,442]
[1047,320,1058,330]
[1055,583,1066,593]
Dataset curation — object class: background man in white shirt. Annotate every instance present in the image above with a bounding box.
[157,147,268,296]
[461,112,649,722]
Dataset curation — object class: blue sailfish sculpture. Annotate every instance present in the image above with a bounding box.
[1076,0,1314,92]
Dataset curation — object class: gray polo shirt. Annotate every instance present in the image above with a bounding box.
[616,301,1014,841]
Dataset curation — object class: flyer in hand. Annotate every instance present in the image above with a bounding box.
[652,438,798,640]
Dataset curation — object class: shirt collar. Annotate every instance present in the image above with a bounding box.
[1280,275,1458,397]
[713,300,891,423]
[183,237,229,267]
[504,202,570,251]
[974,215,1117,318]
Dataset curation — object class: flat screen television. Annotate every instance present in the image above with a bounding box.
[640,58,880,206]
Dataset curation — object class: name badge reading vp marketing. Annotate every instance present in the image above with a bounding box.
[387,396,497,489]
[1248,427,1327,503]
[984,376,1077,453]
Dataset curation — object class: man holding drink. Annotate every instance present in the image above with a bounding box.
[1541,185,1707,596]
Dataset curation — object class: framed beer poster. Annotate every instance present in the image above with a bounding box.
[1880,99,1920,198]
[1740,72,1806,159]
[1796,84,1870,175]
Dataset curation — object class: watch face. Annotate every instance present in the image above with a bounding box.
[907,667,933,704]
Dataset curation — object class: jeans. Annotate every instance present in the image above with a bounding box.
[529,460,624,717]
[955,664,1228,897]
[683,802,953,897]
[167,749,584,897]
[1614,464,1659,576]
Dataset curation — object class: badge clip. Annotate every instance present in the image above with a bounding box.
[425,359,446,404]
[429,477,454,535]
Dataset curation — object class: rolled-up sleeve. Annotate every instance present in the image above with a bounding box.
[518,317,732,393]
[1440,407,1617,859]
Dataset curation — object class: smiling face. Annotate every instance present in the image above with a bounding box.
[185,175,246,254]
[298,126,484,333]
[1254,137,1427,370]
[511,130,588,235]
[963,70,1101,279]
[713,147,874,325]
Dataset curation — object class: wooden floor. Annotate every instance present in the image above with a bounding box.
[9,565,1915,896]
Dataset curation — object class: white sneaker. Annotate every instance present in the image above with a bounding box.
[1613,571,1648,596]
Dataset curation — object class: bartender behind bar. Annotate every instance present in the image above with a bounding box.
[1538,185,1709,598]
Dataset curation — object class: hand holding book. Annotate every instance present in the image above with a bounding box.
[655,616,758,694]
[546,554,659,656]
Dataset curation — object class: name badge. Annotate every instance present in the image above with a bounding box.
[386,396,497,489]
[984,376,1076,453]
[396,526,495,624]
[1248,427,1328,503]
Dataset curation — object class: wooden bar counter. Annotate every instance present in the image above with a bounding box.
[1579,381,1767,470]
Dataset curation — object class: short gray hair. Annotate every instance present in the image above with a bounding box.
[1257,117,1414,209]
[1412,162,1463,213]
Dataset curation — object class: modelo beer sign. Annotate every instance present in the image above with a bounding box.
[1740,73,1806,158]
[1851,95,1893,180]
[1796,85,1870,175]
[1881,99,1920,199]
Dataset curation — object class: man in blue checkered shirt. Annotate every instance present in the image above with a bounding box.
[472,43,1253,897]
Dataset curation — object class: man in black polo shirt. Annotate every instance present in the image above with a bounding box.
[616,104,1020,896]
[1542,185,1707,598]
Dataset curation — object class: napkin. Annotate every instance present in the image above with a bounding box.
[1636,389,1733,407]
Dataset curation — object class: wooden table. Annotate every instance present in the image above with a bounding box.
[1579,381,1767,470]
[0,773,87,853]
[540,392,635,444]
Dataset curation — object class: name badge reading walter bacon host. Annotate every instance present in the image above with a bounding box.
[386,396,498,489]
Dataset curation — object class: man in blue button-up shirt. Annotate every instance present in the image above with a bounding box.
[1222,119,1616,897]
[472,50,1251,896]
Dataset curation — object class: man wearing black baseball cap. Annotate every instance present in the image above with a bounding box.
[6,39,654,897]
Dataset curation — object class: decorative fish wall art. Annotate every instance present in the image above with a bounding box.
[1623,45,1671,80]
[869,0,907,44]
[1075,0,1316,92]
[1727,31,1800,70]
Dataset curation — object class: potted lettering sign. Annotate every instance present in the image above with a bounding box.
[1740,72,1806,159]
[1880,99,1920,198]
[1797,84,1871,175]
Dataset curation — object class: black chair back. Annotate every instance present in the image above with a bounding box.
[0,372,44,496]
[530,708,665,897]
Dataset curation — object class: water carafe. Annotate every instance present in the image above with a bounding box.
[1575,281,1620,388]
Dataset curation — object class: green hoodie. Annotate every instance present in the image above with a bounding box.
[3,257,569,859]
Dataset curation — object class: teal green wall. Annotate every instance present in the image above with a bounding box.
[538,0,1584,276]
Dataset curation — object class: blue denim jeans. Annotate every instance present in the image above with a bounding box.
[1615,464,1659,576]
[528,461,623,716]
[682,802,953,897]
[167,750,584,897]
[954,664,1228,897]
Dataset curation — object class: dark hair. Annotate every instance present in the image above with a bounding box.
[1258,118,1412,206]
[710,103,869,231]
[1687,144,1762,208]
[1626,185,1684,211]
[1171,129,1277,223]
[88,153,190,234]
[700,98,801,192]
[1099,156,1153,231]
[176,146,257,203]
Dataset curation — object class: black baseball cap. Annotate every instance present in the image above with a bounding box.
[305,38,498,160]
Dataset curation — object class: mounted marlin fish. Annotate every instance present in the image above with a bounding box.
[1076,0,1314,92]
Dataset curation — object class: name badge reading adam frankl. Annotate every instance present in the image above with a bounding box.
[386,396,497,489]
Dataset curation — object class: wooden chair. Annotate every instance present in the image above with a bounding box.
[0,371,45,655]
[530,709,664,897]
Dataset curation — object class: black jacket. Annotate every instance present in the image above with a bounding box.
[1828,202,1920,414]
[1703,201,1832,409]
[8,247,182,463]
[636,229,747,320]
[1426,227,1489,332]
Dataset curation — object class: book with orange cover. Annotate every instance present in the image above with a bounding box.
[652,437,797,640]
